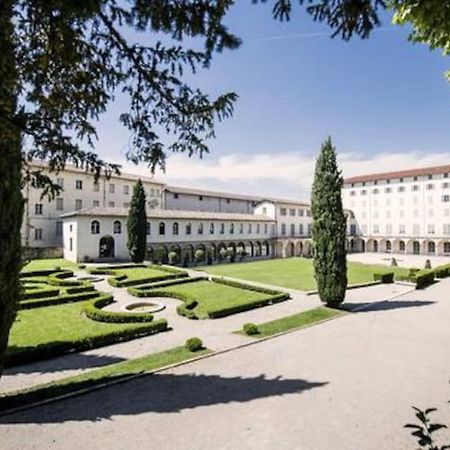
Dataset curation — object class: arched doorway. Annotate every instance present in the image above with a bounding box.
[428,241,436,254]
[361,240,366,252]
[373,240,378,252]
[413,241,420,255]
[99,235,114,258]
[386,240,392,253]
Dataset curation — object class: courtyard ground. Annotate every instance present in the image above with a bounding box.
[1,278,449,449]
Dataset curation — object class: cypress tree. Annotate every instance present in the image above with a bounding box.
[311,137,347,307]
[127,180,147,263]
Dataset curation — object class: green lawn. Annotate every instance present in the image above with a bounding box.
[159,280,273,319]
[239,306,346,339]
[199,258,410,291]
[22,258,78,272]
[0,346,210,412]
[113,267,172,282]
[7,301,167,366]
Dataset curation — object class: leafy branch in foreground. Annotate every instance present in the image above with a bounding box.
[405,406,450,449]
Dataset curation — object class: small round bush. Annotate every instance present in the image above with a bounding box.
[54,266,61,271]
[243,323,259,335]
[425,259,432,269]
[78,264,86,269]
[186,337,203,352]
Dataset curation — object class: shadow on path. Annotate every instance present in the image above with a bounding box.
[4,353,126,375]
[343,300,434,313]
[1,373,328,424]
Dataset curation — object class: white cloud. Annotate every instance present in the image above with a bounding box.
[120,150,450,202]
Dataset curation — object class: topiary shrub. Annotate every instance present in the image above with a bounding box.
[390,257,398,267]
[217,247,227,261]
[373,272,394,283]
[243,323,259,335]
[168,251,179,265]
[194,249,205,264]
[185,337,203,352]
[425,259,432,269]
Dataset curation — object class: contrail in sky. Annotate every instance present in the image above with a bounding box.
[259,26,398,42]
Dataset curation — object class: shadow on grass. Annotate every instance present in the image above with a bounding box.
[4,352,126,375]
[1,373,328,423]
[342,300,435,313]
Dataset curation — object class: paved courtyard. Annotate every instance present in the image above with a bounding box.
[1,278,449,449]
[348,251,450,269]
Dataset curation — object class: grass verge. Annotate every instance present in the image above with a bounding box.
[0,346,210,413]
[238,306,346,339]
[199,257,410,291]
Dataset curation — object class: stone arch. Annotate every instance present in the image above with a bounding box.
[99,235,114,258]
[263,240,270,256]
[437,240,450,255]
[255,241,262,257]
[297,241,303,256]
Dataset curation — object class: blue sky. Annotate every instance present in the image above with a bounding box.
[94,2,449,201]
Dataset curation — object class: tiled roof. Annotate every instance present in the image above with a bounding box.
[61,207,275,222]
[166,185,310,206]
[344,164,450,184]
[28,160,165,186]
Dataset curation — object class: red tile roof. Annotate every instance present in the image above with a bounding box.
[344,164,450,184]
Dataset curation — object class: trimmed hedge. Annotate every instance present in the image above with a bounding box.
[22,286,60,301]
[18,290,102,310]
[87,264,147,275]
[19,269,60,278]
[155,264,189,275]
[108,272,188,288]
[433,263,450,279]
[5,319,168,368]
[128,276,206,296]
[129,277,290,320]
[83,296,155,323]
[47,271,92,288]
[373,272,394,284]
[206,293,289,319]
[210,277,288,296]
[412,270,435,289]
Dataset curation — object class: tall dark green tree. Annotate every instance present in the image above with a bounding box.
[127,180,147,263]
[1,0,448,377]
[311,137,347,308]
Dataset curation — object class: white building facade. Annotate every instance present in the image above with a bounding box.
[22,162,164,248]
[62,207,276,263]
[342,164,450,256]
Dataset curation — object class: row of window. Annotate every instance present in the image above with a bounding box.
[349,173,449,188]
[279,208,311,217]
[90,220,273,236]
[280,223,312,236]
[352,183,450,197]
[34,199,162,214]
[359,224,450,235]
[59,178,160,197]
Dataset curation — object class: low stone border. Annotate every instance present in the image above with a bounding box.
[120,300,166,314]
